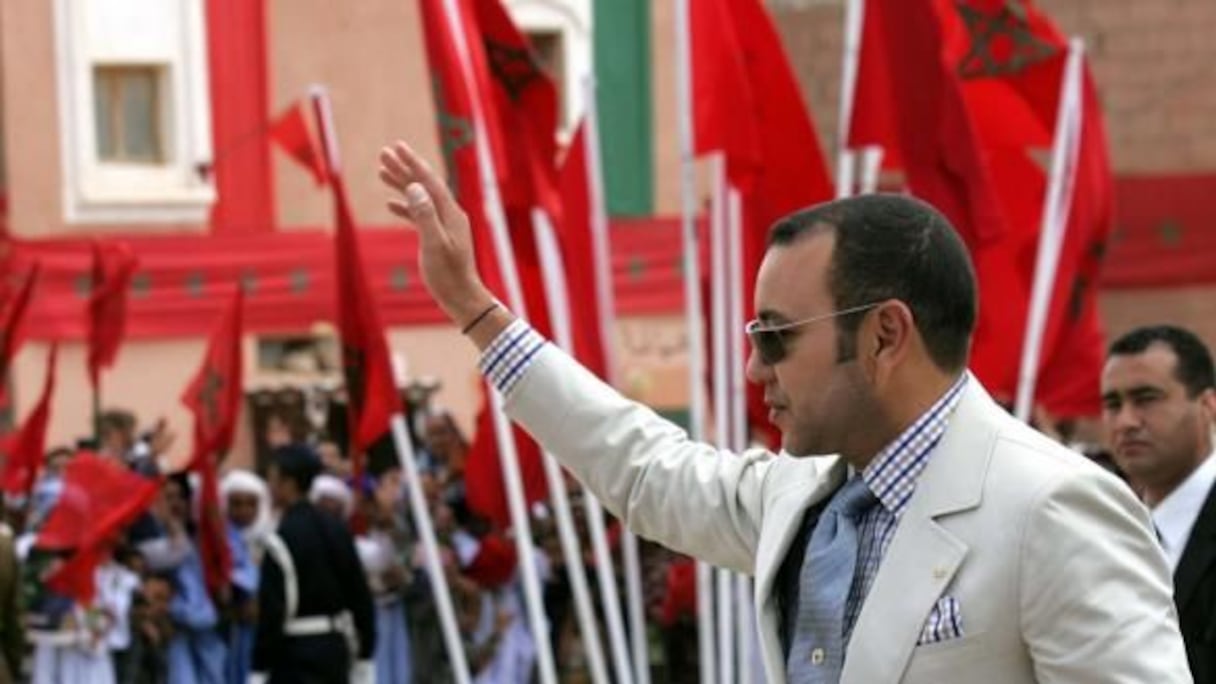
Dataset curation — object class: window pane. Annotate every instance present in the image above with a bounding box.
[122,70,161,162]
[93,70,117,160]
[93,66,163,163]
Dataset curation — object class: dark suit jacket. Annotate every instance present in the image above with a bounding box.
[1176,481,1216,684]
[254,501,376,683]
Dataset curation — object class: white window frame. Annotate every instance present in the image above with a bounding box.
[53,0,215,224]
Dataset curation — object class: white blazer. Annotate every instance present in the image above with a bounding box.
[505,344,1193,683]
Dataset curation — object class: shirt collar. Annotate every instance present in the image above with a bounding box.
[1152,449,1216,569]
[861,373,968,518]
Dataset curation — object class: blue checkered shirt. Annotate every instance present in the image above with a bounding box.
[480,319,547,395]
[839,373,968,640]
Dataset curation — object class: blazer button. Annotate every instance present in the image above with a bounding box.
[811,648,825,665]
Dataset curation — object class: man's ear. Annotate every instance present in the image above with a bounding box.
[871,300,913,362]
[861,300,913,388]
[1198,387,1216,422]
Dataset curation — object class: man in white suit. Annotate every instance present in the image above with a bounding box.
[378,142,1191,683]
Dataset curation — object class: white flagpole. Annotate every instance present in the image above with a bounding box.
[581,74,646,684]
[859,145,884,194]
[434,1,558,680]
[308,86,471,684]
[725,184,757,684]
[835,0,866,198]
[389,417,471,683]
[531,207,613,684]
[621,516,650,684]
[674,0,716,680]
[708,155,735,684]
[1014,38,1086,423]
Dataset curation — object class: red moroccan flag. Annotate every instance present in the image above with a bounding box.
[87,241,138,390]
[738,0,834,441]
[38,453,159,604]
[473,0,559,342]
[463,390,547,528]
[0,263,40,388]
[1047,68,1112,417]
[691,0,834,444]
[866,0,1009,244]
[418,0,565,523]
[181,287,244,595]
[691,0,760,188]
[194,460,230,597]
[847,0,902,170]
[936,0,1109,415]
[849,0,1109,416]
[473,0,561,216]
[0,343,57,498]
[415,0,512,305]
[726,0,834,295]
[269,102,328,186]
[182,287,245,464]
[556,123,609,380]
[332,178,399,474]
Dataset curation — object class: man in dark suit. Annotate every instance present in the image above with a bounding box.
[252,444,376,683]
[1103,325,1216,682]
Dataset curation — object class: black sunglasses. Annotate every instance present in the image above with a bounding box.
[745,303,881,365]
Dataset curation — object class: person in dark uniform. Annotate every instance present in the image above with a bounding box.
[251,444,375,683]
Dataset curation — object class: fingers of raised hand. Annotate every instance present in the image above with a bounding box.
[388,186,443,247]
[378,147,411,190]
[380,141,462,223]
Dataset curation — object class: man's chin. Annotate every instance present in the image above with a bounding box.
[780,436,817,458]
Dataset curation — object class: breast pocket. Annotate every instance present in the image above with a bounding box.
[917,595,964,645]
[903,631,993,683]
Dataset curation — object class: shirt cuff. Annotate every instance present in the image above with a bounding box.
[478,319,546,396]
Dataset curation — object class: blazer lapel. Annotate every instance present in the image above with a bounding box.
[842,381,999,684]
[1174,479,1216,611]
[754,457,847,683]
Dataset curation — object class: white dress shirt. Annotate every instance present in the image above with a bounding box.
[1152,449,1216,571]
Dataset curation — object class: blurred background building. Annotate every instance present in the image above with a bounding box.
[0,0,1213,466]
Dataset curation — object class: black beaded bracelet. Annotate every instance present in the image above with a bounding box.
[460,302,500,335]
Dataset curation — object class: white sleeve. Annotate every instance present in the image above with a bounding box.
[502,339,774,574]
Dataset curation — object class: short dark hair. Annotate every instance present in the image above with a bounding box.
[1108,325,1215,397]
[271,443,323,493]
[99,409,136,435]
[768,193,978,371]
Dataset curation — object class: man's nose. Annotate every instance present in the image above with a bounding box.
[745,347,771,385]
[1111,402,1144,433]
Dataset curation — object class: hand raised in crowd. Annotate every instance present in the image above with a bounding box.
[146,417,177,457]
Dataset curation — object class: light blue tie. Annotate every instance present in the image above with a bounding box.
[787,475,878,683]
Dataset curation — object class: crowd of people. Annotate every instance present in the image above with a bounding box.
[0,395,711,684]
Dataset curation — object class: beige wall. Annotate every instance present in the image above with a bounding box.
[1099,286,1216,352]
[650,0,680,217]
[2,0,64,239]
[269,0,443,229]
